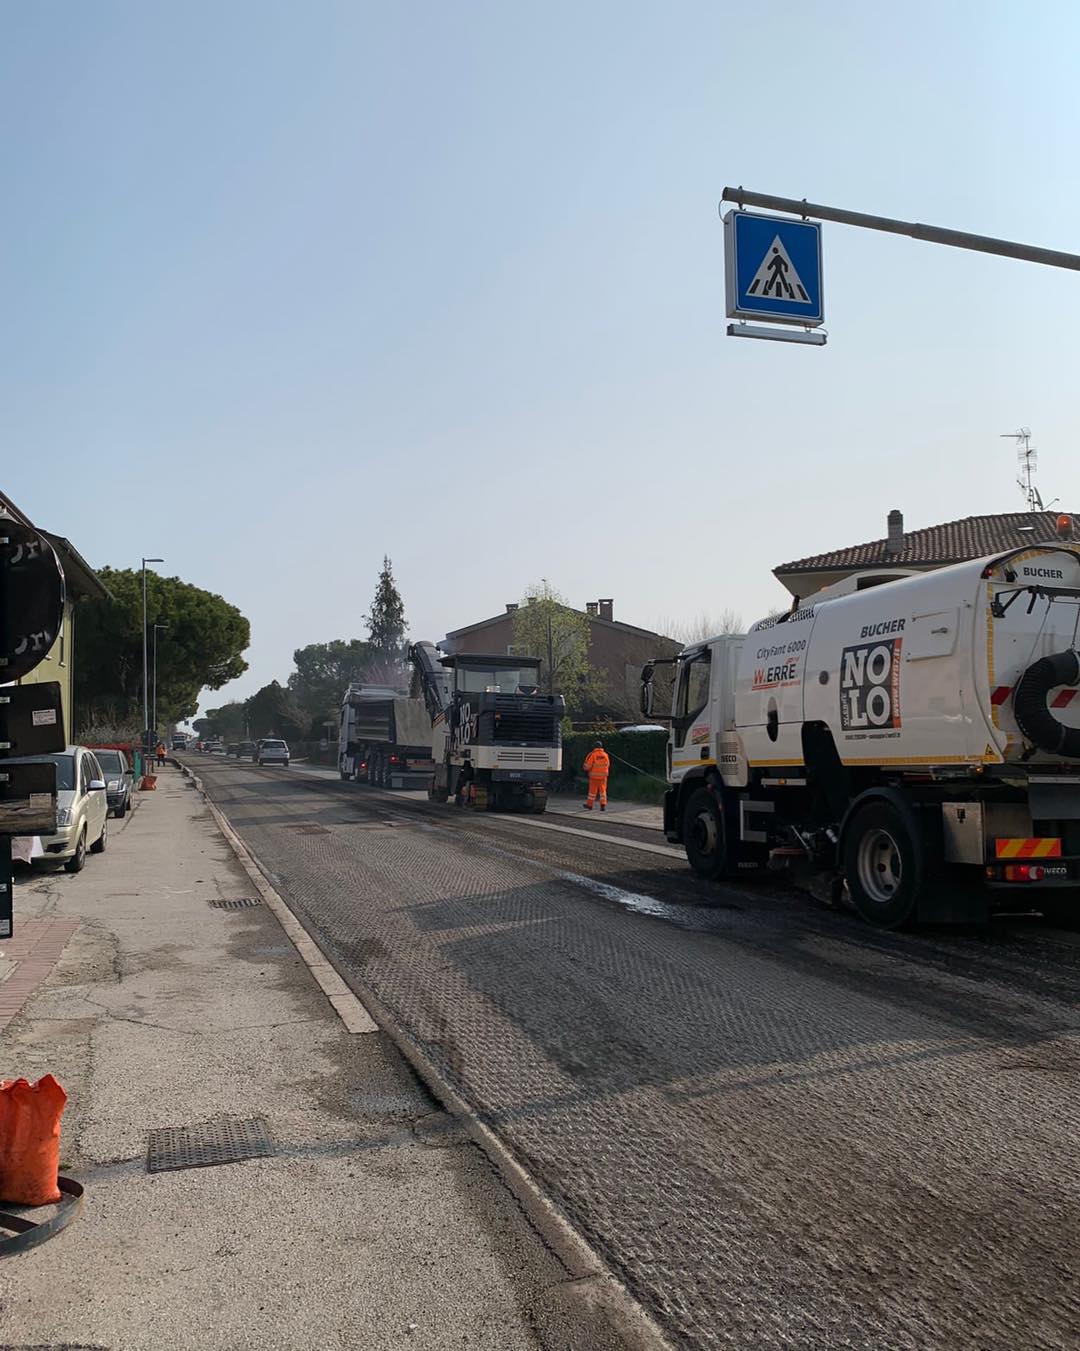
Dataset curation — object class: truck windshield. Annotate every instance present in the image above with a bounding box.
[456,667,538,694]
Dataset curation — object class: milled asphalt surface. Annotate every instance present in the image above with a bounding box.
[189,754,1080,1351]
[1,770,626,1351]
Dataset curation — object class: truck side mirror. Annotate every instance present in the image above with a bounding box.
[640,664,654,718]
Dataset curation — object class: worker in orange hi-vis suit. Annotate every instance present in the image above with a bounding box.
[582,740,610,811]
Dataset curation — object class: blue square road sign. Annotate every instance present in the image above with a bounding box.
[725,210,824,327]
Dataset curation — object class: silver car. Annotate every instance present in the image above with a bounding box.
[8,746,110,873]
[256,738,290,767]
[94,748,135,817]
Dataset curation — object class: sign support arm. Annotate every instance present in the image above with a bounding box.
[721,188,1080,272]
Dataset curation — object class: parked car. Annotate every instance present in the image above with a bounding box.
[7,746,109,873]
[257,738,290,767]
[227,742,240,758]
[238,740,257,760]
[93,748,135,817]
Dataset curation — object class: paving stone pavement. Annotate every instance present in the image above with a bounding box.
[0,916,81,1030]
[194,757,1080,1351]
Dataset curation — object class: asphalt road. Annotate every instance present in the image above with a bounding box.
[188,755,1080,1351]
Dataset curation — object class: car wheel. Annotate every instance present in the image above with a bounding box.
[91,817,108,854]
[842,798,923,929]
[65,827,87,873]
[682,786,729,880]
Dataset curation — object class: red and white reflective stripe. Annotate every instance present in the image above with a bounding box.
[991,685,1077,708]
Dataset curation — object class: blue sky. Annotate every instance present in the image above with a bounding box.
[4,2,1079,717]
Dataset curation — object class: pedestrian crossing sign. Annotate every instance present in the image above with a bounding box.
[725,209,824,327]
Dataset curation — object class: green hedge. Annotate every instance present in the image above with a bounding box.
[558,729,668,804]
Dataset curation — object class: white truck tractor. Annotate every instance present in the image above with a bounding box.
[641,545,1080,927]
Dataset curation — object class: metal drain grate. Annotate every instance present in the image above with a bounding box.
[288,822,332,835]
[208,896,262,910]
[147,1116,275,1173]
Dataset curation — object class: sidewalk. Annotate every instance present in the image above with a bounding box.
[0,768,623,1350]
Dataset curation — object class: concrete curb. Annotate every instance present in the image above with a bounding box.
[180,764,377,1034]
[180,761,675,1351]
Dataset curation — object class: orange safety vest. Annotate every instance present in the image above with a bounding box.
[583,748,610,777]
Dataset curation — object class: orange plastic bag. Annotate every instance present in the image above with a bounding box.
[0,1074,67,1205]
[141,774,157,790]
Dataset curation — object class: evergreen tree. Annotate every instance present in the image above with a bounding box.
[365,557,407,666]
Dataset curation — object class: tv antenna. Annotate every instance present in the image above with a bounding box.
[1000,427,1045,511]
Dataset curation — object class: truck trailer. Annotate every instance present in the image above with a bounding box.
[410,643,564,813]
[642,545,1080,927]
[338,683,436,789]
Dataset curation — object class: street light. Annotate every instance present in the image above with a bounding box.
[141,557,163,759]
[153,623,169,747]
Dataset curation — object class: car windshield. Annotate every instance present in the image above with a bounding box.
[95,751,125,773]
[3,753,76,790]
[262,740,287,749]
[456,666,539,694]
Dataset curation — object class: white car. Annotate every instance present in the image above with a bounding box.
[256,738,290,766]
[8,746,110,873]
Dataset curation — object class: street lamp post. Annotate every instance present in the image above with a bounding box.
[141,558,163,761]
[153,623,169,748]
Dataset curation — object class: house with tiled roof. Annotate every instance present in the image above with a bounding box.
[773,508,1080,600]
[442,596,680,721]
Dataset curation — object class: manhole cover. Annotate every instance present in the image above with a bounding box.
[147,1116,275,1173]
[207,896,262,910]
[288,823,332,835]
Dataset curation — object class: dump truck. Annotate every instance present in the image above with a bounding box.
[410,642,564,813]
[641,544,1080,927]
[338,682,437,789]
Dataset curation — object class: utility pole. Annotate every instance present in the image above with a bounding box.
[141,557,163,762]
[153,623,169,745]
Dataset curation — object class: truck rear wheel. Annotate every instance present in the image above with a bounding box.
[842,799,923,929]
[683,787,728,880]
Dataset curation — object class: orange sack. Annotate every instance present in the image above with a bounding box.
[0,1074,67,1205]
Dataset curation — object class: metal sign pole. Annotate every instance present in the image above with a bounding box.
[0,838,11,941]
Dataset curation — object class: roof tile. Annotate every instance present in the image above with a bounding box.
[774,511,1079,575]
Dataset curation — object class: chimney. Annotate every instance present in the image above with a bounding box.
[598,598,614,622]
[885,509,904,556]
[505,603,518,613]
[585,602,598,617]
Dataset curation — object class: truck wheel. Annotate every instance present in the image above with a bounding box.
[843,799,922,929]
[683,788,728,880]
